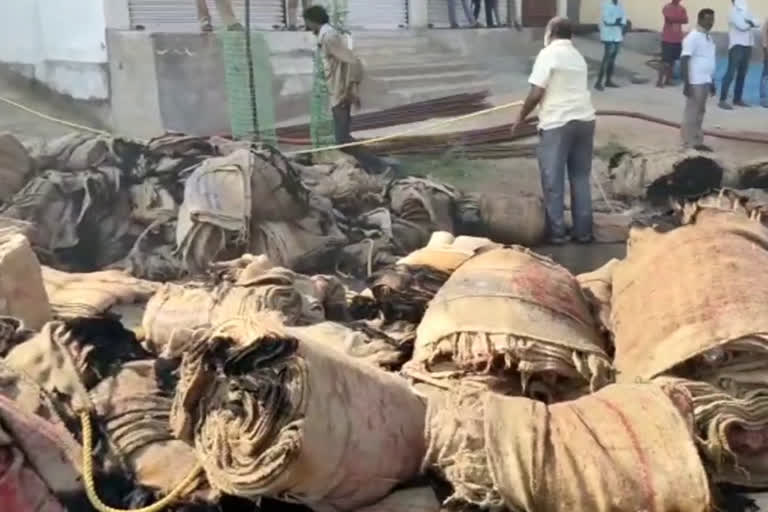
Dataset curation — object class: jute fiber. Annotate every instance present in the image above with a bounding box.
[423,382,711,512]
[576,258,620,337]
[170,318,426,510]
[611,205,768,383]
[656,377,768,488]
[412,247,612,396]
[141,269,309,358]
[89,360,206,495]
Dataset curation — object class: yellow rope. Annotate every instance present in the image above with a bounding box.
[80,411,203,512]
[0,96,111,137]
[286,100,524,155]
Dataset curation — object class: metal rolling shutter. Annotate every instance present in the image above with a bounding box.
[428,0,508,28]
[346,0,408,29]
[128,0,285,31]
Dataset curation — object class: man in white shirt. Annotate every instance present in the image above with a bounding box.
[512,17,596,245]
[720,0,757,108]
[681,9,717,150]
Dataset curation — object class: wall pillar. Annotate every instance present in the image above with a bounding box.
[409,0,429,28]
[105,0,130,29]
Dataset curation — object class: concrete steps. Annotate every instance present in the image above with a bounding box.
[374,69,491,89]
[389,79,493,103]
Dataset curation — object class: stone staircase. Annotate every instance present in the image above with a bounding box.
[353,31,493,103]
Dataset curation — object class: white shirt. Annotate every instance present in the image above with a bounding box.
[528,39,596,131]
[729,0,756,48]
[681,29,716,85]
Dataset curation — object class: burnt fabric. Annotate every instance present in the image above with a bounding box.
[423,382,711,512]
[170,318,426,510]
[89,360,207,496]
[25,133,110,172]
[411,247,612,398]
[370,264,450,324]
[607,149,725,204]
[176,148,309,274]
[387,178,457,253]
[0,167,133,269]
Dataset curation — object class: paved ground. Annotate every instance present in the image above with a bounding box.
[0,74,103,139]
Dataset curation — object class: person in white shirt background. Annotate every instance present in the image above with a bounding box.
[511,17,596,245]
[720,0,758,109]
[681,8,717,151]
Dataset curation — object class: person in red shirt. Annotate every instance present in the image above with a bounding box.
[658,0,689,87]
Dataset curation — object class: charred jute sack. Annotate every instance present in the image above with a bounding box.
[141,269,310,358]
[89,360,207,496]
[657,377,768,488]
[611,203,768,385]
[423,382,711,512]
[370,233,498,324]
[410,247,612,398]
[170,319,426,510]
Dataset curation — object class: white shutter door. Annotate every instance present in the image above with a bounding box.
[347,0,408,29]
[427,0,452,28]
[128,0,285,31]
[428,0,508,27]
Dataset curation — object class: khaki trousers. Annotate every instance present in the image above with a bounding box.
[681,84,709,148]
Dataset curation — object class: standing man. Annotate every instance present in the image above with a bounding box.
[761,16,768,107]
[196,0,242,32]
[303,6,388,174]
[720,0,757,109]
[512,17,597,245]
[681,9,717,151]
[596,0,627,90]
[658,0,689,88]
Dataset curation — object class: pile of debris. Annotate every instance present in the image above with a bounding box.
[2,131,768,512]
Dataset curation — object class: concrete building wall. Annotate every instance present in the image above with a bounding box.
[0,0,109,100]
[581,0,768,33]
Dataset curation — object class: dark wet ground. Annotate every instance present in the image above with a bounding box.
[538,242,626,275]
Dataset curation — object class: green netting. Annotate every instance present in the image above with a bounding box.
[219,30,277,144]
[310,0,349,148]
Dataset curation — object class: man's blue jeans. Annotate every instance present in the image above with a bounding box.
[761,55,768,107]
[537,120,596,241]
[720,44,752,103]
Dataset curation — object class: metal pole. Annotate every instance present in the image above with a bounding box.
[244,0,259,139]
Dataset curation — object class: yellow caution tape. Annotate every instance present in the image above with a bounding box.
[80,411,203,512]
